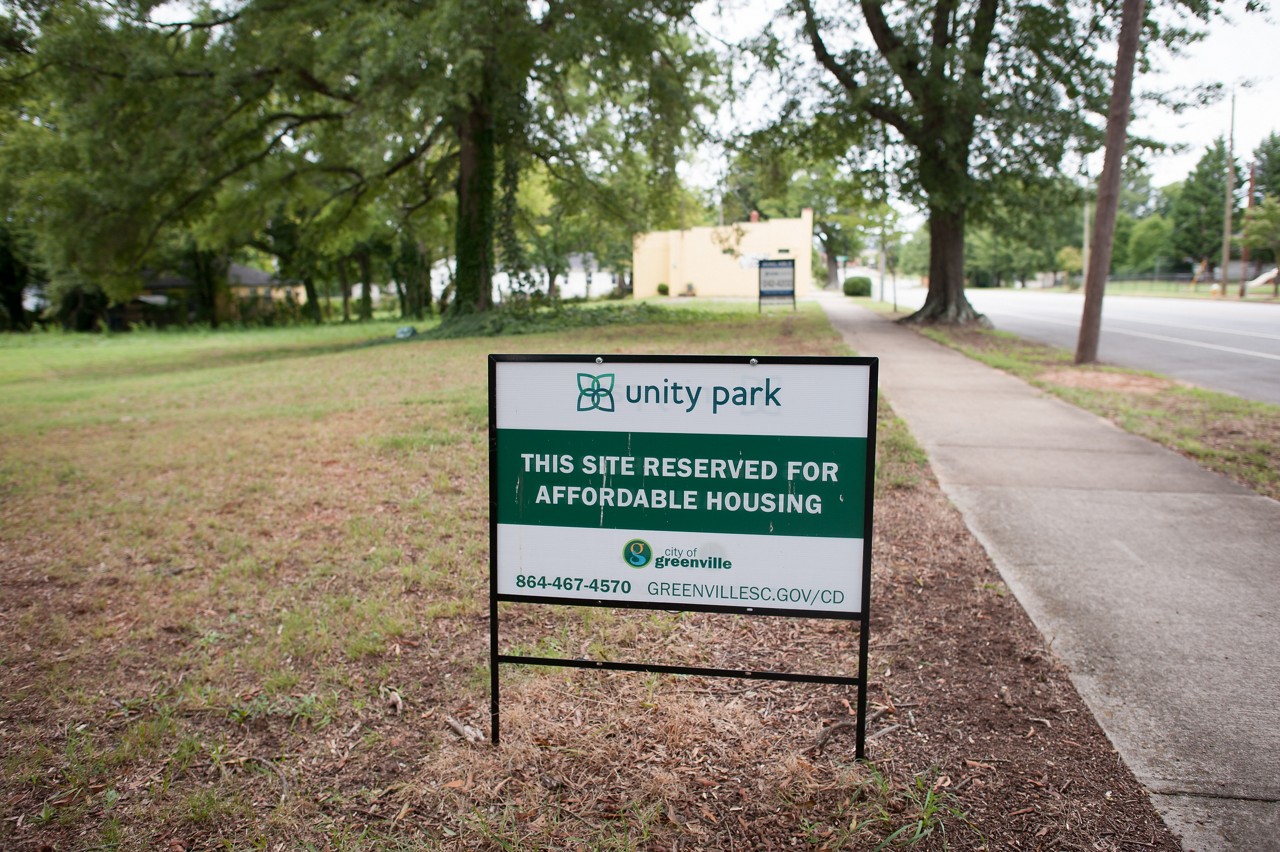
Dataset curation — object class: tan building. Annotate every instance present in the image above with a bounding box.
[632,208,815,299]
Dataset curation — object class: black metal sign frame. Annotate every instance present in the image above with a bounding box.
[488,354,877,758]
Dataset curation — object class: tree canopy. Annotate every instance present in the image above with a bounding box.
[1170,138,1241,278]
[1,0,716,325]
[776,0,1238,322]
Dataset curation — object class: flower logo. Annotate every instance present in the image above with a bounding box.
[577,373,616,412]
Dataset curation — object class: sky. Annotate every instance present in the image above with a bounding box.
[1131,8,1280,188]
[692,0,1280,196]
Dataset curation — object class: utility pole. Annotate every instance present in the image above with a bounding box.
[1239,162,1256,299]
[1220,91,1235,298]
[1081,199,1091,290]
[1076,0,1144,364]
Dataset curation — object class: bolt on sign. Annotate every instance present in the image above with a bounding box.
[489,354,878,755]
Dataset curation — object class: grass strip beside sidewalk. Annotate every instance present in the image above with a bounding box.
[914,322,1280,501]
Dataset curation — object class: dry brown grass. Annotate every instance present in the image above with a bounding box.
[1,307,1176,850]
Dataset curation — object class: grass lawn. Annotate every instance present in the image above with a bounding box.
[0,304,1178,850]
[0,307,901,849]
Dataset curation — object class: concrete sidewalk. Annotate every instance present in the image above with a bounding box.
[818,294,1280,851]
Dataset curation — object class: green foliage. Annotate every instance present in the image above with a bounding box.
[1252,133,1280,205]
[656,283,669,296]
[1111,213,1135,272]
[898,226,930,277]
[1126,215,1174,273]
[422,302,705,339]
[843,276,872,297]
[2,0,717,329]
[1056,245,1083,276]
[966,227,1045,287]
[1171,138,1241,267]
[1242,196,1280,269]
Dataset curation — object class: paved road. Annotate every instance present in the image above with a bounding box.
[820,292,1280,850]
[891,284,1280,405]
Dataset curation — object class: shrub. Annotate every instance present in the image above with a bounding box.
[656,283,669,296]
[843,276,872,297]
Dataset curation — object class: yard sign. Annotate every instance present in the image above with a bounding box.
[758,258,796,312]
[489,354,877,755]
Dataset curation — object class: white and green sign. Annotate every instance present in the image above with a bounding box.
[758,259,796,296]
[490,355,876,617]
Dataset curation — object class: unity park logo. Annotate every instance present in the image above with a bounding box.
[577,373,616,413]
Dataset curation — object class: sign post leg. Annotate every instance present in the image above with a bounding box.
[491,590,500,746]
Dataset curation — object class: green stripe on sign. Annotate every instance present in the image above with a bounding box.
[497,429,867,538]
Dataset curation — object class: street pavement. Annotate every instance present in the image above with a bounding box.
[817,292,1280,851]
[887,283,1280,405]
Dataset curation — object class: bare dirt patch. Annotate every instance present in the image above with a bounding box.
[924,323,1280,501]
[1037,368,1176,395]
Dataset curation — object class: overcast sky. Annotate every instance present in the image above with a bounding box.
[693,1,1279,196]
[1131,8,1280,188]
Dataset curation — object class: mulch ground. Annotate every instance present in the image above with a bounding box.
[0,444,1181,851]
[0,316,1185,849]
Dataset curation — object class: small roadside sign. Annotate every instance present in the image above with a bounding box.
[758,259,796,312]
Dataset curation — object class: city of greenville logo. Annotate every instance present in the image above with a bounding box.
[576,372,616,412]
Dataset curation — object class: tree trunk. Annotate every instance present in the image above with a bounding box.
[355,249,374,321]
[451,76,496,316]
[0,276,26,331]
[302,276,321,324]
[826,252,839,289]
[421,244,434,318]
[338,261,352,323]
[901,205,985,325]
[1190,257,1207,290]
[188,248,226,329]
[1076,0,1145,364]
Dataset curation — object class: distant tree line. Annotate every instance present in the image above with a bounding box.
[1,0,1266,332]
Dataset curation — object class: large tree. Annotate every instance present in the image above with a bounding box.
[1252,133,1280,205]
[1170,138,1241,284]
[437,0,713,316]
[1242,197,1280,296]
[4,1,712,323]
[789,0,1229,324]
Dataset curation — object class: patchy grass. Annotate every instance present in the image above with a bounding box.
[919,324,1280,500]
[0,306,959,849]
[875,394,930,495]
[0,304,1176,850]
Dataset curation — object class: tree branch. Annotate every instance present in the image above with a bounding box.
[797,0,861,95]
[796,0,912,139]
[858,0,925,101]
[963,0,1000,92]
[930,0,957,55]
